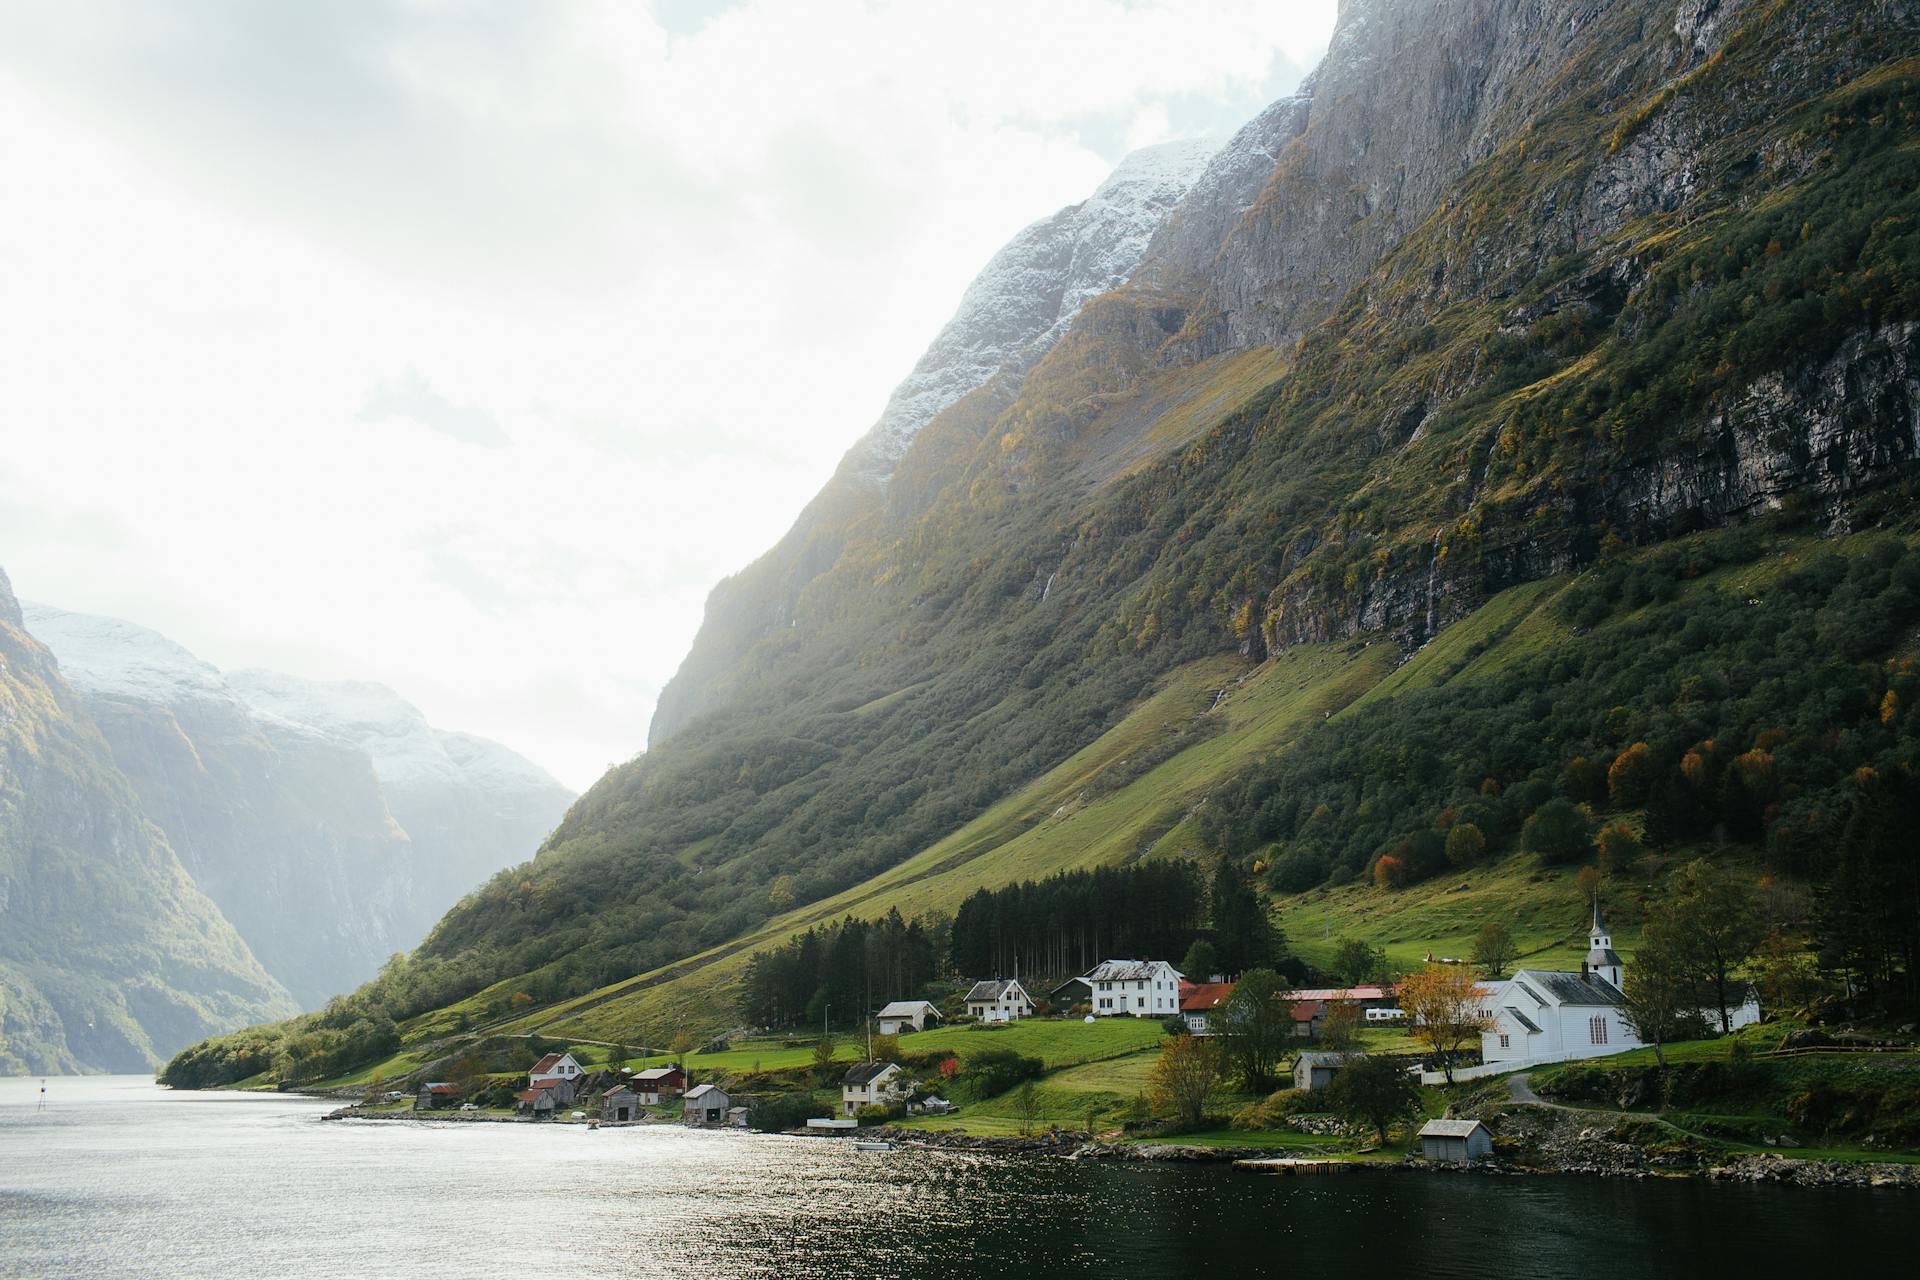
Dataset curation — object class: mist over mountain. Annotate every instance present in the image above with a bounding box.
[16,602,572,1017]
[0,573,295,1074]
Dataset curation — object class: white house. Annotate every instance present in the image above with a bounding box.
[964,979,1035,1023]
[529,1051,584,1087]
[1479,902,1762,1068]
[875,1000,941,1035]
[841,1061,909,1115]
[1083,960,1183,1017]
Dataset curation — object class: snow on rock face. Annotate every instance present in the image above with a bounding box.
[845,136,1220,475]
[226,669,459,789]
[21,603,236,708]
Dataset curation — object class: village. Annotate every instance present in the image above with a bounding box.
[349,900,1853,1179]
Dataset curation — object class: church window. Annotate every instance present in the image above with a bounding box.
[1589,1016,1608,1045]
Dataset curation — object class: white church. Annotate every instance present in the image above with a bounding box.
[1478,902,1760,1068]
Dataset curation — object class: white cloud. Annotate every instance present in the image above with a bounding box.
[0,0,1336,790]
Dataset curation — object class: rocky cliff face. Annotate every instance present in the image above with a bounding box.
[0,574,294,1073]
[648,139,1219,745]
[19,606,573,1009]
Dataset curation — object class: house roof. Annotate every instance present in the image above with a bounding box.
[530,1052,570,1073]
[630,1067,683,1082]
[1281,986,1392,1002]
[1083,959,1180,983]
[1513,969,1626,1007]
[1181,982,1235,1012]
[531,1078,568,1092]
[1585,946,1624,968]
[1290,1000,1324,1022]
[1294,1051,1362,1067]
[1503,1005,1544,1035]
[842,1061,900,1086]
[604,1084,636,1097]
[965,979,1027,1003]
[1419,1119,1489,1138]
[684,1084,725,1101]
[876,1000,939,1020]
[421,1082,458,1094]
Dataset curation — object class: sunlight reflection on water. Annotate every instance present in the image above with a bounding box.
[1,1077,1911,1279]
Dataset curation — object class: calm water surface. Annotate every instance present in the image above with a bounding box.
[1,1076,1912,1279]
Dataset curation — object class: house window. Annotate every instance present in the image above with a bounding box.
[1498,1034,1510,1050]
[1137,998,1145,1009]
[1590,1016,1608,1045]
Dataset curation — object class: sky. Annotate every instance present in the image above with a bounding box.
[0,0,1337,792]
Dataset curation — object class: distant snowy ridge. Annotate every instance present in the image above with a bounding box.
[844,136,1220,477]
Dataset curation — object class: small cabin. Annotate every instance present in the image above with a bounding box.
[602,1086,639,1123]
[875,1001,941,1035]
[684,1083,730,1125]
[414,1082,458,1110]
[1418,1118,1494,1162]
[1292,1051,1360,1092]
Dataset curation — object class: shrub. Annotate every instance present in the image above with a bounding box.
[1523,798,1593,865]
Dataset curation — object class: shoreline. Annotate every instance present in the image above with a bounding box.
[307,1103,1920,1189]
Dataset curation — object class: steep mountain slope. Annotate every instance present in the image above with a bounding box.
[0,573,295,1074]
[171,0,1920,1081]
[19,605,572,1008]
[649,137,1219,743]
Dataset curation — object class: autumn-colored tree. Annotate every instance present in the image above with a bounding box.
[1575,865,1603,905]
[1398,963,1492,1083]
[937,1056,961,1081]
[1751,926,1827,1012]
[1595,822,1643,875]
[1319,1000,1361,1051]
[1148,1033,1224,1128]
[1373,854,1407,890]
[870,1032,900,1063]
[1470,922,1516,979]
[1558,756,1609,806]
[1608,742,1654,805]
[768,874,797,912]
[1445,822,1487,866]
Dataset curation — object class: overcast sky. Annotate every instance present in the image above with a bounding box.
[1,0,1337,791]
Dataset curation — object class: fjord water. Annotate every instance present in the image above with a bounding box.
[2,1077,1910,1279]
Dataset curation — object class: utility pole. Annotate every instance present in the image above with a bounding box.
[823,1003,830,1041]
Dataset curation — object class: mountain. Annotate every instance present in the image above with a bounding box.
[0,573,296,1074]
[18,604,574,1009]
[170,0,1920,1083]
[648,136,1219,744]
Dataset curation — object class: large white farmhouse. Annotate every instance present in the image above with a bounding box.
[1479,903,1759,1068]
[1083,959,1183,1017]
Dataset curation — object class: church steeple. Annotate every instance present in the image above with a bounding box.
[1584,896,1623,989]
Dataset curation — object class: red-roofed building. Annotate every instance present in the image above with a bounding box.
[529,1052,584,1088]
[1179,981,1235,1035]
[516,1088,557,1118]
[414,1082,459,1110]
[1290,1000,1325,1039]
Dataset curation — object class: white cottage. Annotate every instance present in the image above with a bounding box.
[1083,960,1184,1017]
[875,1001,941,1035]
[964,979,1034,1023]
[841,1061,908,1115]
[529,1051,585,1087]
